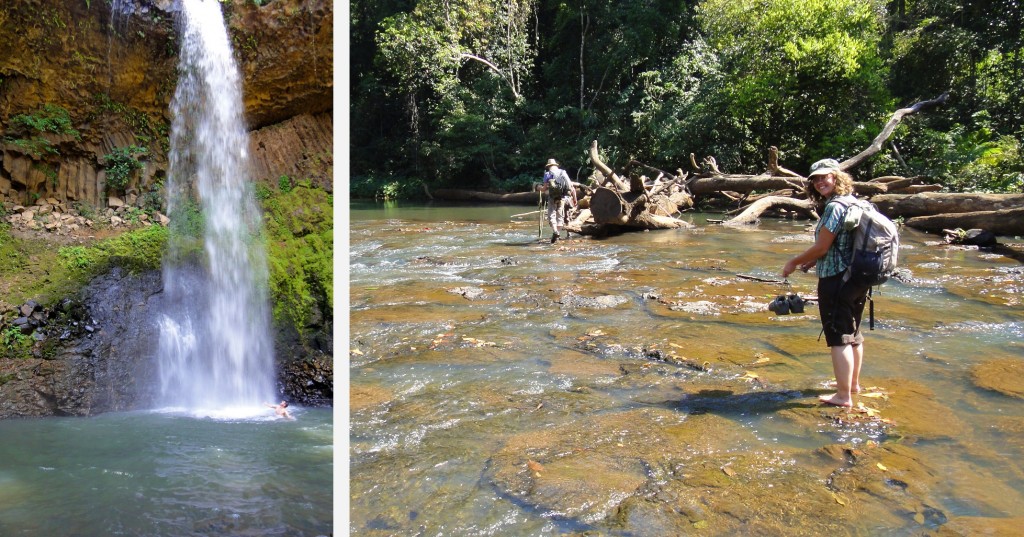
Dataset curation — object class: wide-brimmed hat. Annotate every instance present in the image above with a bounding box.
[545,158,559,169]
[808,158,840,177]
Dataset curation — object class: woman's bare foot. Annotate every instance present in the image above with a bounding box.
[853,384,862,394]
[819,393,853,407]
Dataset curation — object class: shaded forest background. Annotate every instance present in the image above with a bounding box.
[350,0,1024,200]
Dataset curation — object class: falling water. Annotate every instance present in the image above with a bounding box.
[157,0,275,416]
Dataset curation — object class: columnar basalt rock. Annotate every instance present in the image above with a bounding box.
[0,0,332,208]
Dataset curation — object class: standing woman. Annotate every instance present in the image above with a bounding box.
[782,159,872,407]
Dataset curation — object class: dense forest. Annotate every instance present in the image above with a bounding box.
[350,0,1024,200]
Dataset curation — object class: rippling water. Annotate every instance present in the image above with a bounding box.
[0,409,332,536]
[349,201,1024,535]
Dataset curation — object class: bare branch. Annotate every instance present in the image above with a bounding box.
[457,53,521,99]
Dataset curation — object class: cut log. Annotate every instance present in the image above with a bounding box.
[905,207,1024,236]
[871,193,1024,218]
[588,186,691,229]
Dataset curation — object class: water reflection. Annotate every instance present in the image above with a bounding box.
[350,202,1024,535]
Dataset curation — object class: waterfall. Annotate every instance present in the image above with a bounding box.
[157,0,275,417]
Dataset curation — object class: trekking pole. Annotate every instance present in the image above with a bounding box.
[538,190,543,238]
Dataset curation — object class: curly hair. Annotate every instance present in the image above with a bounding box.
[805,169,855,203]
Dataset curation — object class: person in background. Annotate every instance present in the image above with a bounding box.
[781,158,871,408]
[539,158,578,243]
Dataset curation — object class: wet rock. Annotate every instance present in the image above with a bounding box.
[2,265,333,418]
[853,378,967,441]
[19,300,38,317]
[350,384,393,412]
[558,291,628,310]
[487,409,753,524]
[934,516,1024,536]
[668,300,720,315]
[449,286,485,300]
[280,352,333,406]
[971,358,1024,398]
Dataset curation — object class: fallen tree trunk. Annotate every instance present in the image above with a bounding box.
[900,184,944,194]
[430,189,540,204]
[589,186,691,229]
[905,207,1024,235]
[839,93,949,171]
[723,196,818,226]
[871,193,1024,218]
[688,174,805,195]
[588,140,631,191]
[688,175,907,197]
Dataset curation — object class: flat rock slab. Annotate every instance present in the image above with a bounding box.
[971,357,1024,398]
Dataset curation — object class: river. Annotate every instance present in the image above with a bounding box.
[0,409,332,536]
[349,201,1024,536]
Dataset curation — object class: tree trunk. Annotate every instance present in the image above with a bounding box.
[430,189,544,204]
[905,207,1024,235]
[588,186,691,229]
[723,196,818,226]
[871,193,1024,218]
[588,140,631,191]
[839,93,949,171]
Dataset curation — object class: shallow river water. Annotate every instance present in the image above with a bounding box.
[349,202,1024,536]
[0,408,333,536]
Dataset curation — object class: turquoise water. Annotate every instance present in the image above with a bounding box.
[0,409,332,536]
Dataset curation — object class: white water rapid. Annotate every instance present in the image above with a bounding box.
[157,0,275,418]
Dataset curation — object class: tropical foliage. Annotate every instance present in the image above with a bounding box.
[352,0,1024,195]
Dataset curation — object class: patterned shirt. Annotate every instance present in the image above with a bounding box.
[814,196,855,278]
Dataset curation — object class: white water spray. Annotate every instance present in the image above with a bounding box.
[157,0,275,417]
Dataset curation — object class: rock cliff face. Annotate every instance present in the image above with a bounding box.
[0,0,332,207]
[0,266,332,419]
[0,0,334,416]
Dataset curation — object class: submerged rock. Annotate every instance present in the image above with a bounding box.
[971,358,1024,399]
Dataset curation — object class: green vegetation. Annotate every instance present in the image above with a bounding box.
[1,327,31,359]
[10,104,79,137]
[91,93,168,140]
[0,224,27,273]
[4,104,81,158]
[56,225,168,277]
[260,181,333,338]
[352,0,1024,196]
[103,145,148,192]
[0,223,167,354]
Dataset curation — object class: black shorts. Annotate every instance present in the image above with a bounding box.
[817,274,870,347]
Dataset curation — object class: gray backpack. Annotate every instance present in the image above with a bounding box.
[547,169,571,199]
[830,196,900,286]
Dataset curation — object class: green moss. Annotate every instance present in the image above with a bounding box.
[0,224,27,274]
[8,225,170,306]
[260,183,333,336]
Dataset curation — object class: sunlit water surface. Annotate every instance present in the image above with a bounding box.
[0,409,332,536]
[350,201,1024,536]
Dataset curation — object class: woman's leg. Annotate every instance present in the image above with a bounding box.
[851,342,864,394]
[821,344,855,407]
